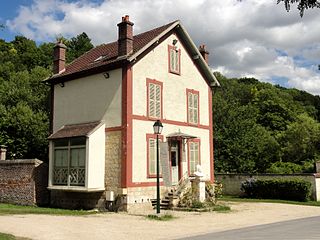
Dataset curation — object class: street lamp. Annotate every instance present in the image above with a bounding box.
[153,120,163,214]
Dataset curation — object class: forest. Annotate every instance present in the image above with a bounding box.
[0,33,93,160]
[213,73,320,174]
[0,32,319,174]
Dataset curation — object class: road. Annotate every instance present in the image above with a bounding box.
[180,216,320,240]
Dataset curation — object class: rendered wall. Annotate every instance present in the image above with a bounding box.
[132,34,209,125]
[53,69,122,132]
[131,32,212,185]
[87,123,106,189]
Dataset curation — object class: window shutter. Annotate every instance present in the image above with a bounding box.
[193,94,198,124]
[155,84,161,118]
[149,83,155,117]
[149,138,156,175]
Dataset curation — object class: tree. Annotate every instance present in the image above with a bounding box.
[277,0,320,16]
[66,32,94,63]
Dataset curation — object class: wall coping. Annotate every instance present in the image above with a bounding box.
[0,159,43,166]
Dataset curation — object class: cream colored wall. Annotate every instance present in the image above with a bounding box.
[132,33,209,126]
[131,33,211,185]
[132,119,211,183]
[53,69,122,132]
[87,123,105,189]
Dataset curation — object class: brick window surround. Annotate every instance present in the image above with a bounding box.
[186,89,200,125]
[168,45,181,75]
[146,134,164,178]
[146,78,163,120]
[188,138,201,175]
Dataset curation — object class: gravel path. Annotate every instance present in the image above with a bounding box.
[1,202,320,240]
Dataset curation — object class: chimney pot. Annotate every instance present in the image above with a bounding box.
[53,41,67,74]
[117,15,134,56]
[199,44,209,64]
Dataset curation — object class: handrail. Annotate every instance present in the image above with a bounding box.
[173,171,190,195]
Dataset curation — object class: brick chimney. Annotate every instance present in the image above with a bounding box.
[0,145,7,160]
[53,41,67,74]
[117,15,134,56]
[199,44,209,64]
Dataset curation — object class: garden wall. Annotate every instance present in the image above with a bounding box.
[215,173,320,201]
[0,159,49,206]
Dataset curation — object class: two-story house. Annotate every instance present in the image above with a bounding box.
[45,15,219,210]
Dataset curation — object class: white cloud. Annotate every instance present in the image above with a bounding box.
[6,0,320,95]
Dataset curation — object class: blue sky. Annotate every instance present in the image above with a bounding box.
[1,0,319,95]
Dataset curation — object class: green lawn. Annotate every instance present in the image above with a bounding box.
[0,233,15,240]
[219,196,320,207]
[0,204,98,216]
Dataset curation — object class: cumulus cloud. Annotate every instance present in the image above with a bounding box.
[6,0,320,95]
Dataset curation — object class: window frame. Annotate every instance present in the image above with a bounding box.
[146,78,163,120]
[168,45,181,75]
[186,89,200,125]
[146,134,164,178]
[52,137,87,187]
[188,138,201,176]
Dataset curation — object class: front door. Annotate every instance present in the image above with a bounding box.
[170,141,180,185]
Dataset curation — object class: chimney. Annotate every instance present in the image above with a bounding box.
[53,41,67,74]
[0,145,7,160]
[199,44,209,64]
[117,15,134,56]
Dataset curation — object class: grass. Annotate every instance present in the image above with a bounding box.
[146,213,176,221]
[0,233,31,240]
[219,195,320,207]
[0,203,98,216]
[0,233,15,240]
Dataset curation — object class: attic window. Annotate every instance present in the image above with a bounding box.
[94,55,108,62]
[168,45,181,75]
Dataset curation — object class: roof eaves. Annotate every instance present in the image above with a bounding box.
[176,24,220,87]
[127,20,180,62]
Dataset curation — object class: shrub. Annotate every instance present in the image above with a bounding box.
[266,162,303,174]
[241,178,311,201]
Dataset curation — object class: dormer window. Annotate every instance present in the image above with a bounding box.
[93,55,108,62]
[168,45,181,75]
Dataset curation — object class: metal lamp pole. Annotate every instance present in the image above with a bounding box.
[153,120,163,214]
[156,133,160,214]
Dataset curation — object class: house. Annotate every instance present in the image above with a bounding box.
[45,15,220,210]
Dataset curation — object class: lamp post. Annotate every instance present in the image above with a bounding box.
[153,120,163,214]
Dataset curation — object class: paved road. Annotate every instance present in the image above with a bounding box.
[180,216,320,240]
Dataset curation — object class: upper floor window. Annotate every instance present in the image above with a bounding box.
[168,45,181,75]
[187,89,199,125]
[147,79,162,119]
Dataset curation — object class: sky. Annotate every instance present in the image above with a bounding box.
[0,0,319,95]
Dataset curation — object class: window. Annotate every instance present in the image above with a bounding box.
[187,89,199,124]
[168,45,181,74]
[188,140,200,175]
[53,137,86,186]
[147,134,163,177]
[147,79,162,119]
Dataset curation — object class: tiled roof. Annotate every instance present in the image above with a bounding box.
[51,21,177,79]
[48,121,101,139]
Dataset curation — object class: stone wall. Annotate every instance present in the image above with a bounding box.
[0,159,49,206]
[215,173,319,201]
[50,190,105,210]
[105,131,122,195]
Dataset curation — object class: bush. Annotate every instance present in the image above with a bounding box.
[241,178,311,201]
[266,162,303,174]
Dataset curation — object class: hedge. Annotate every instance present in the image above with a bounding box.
[241,178,312,201]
